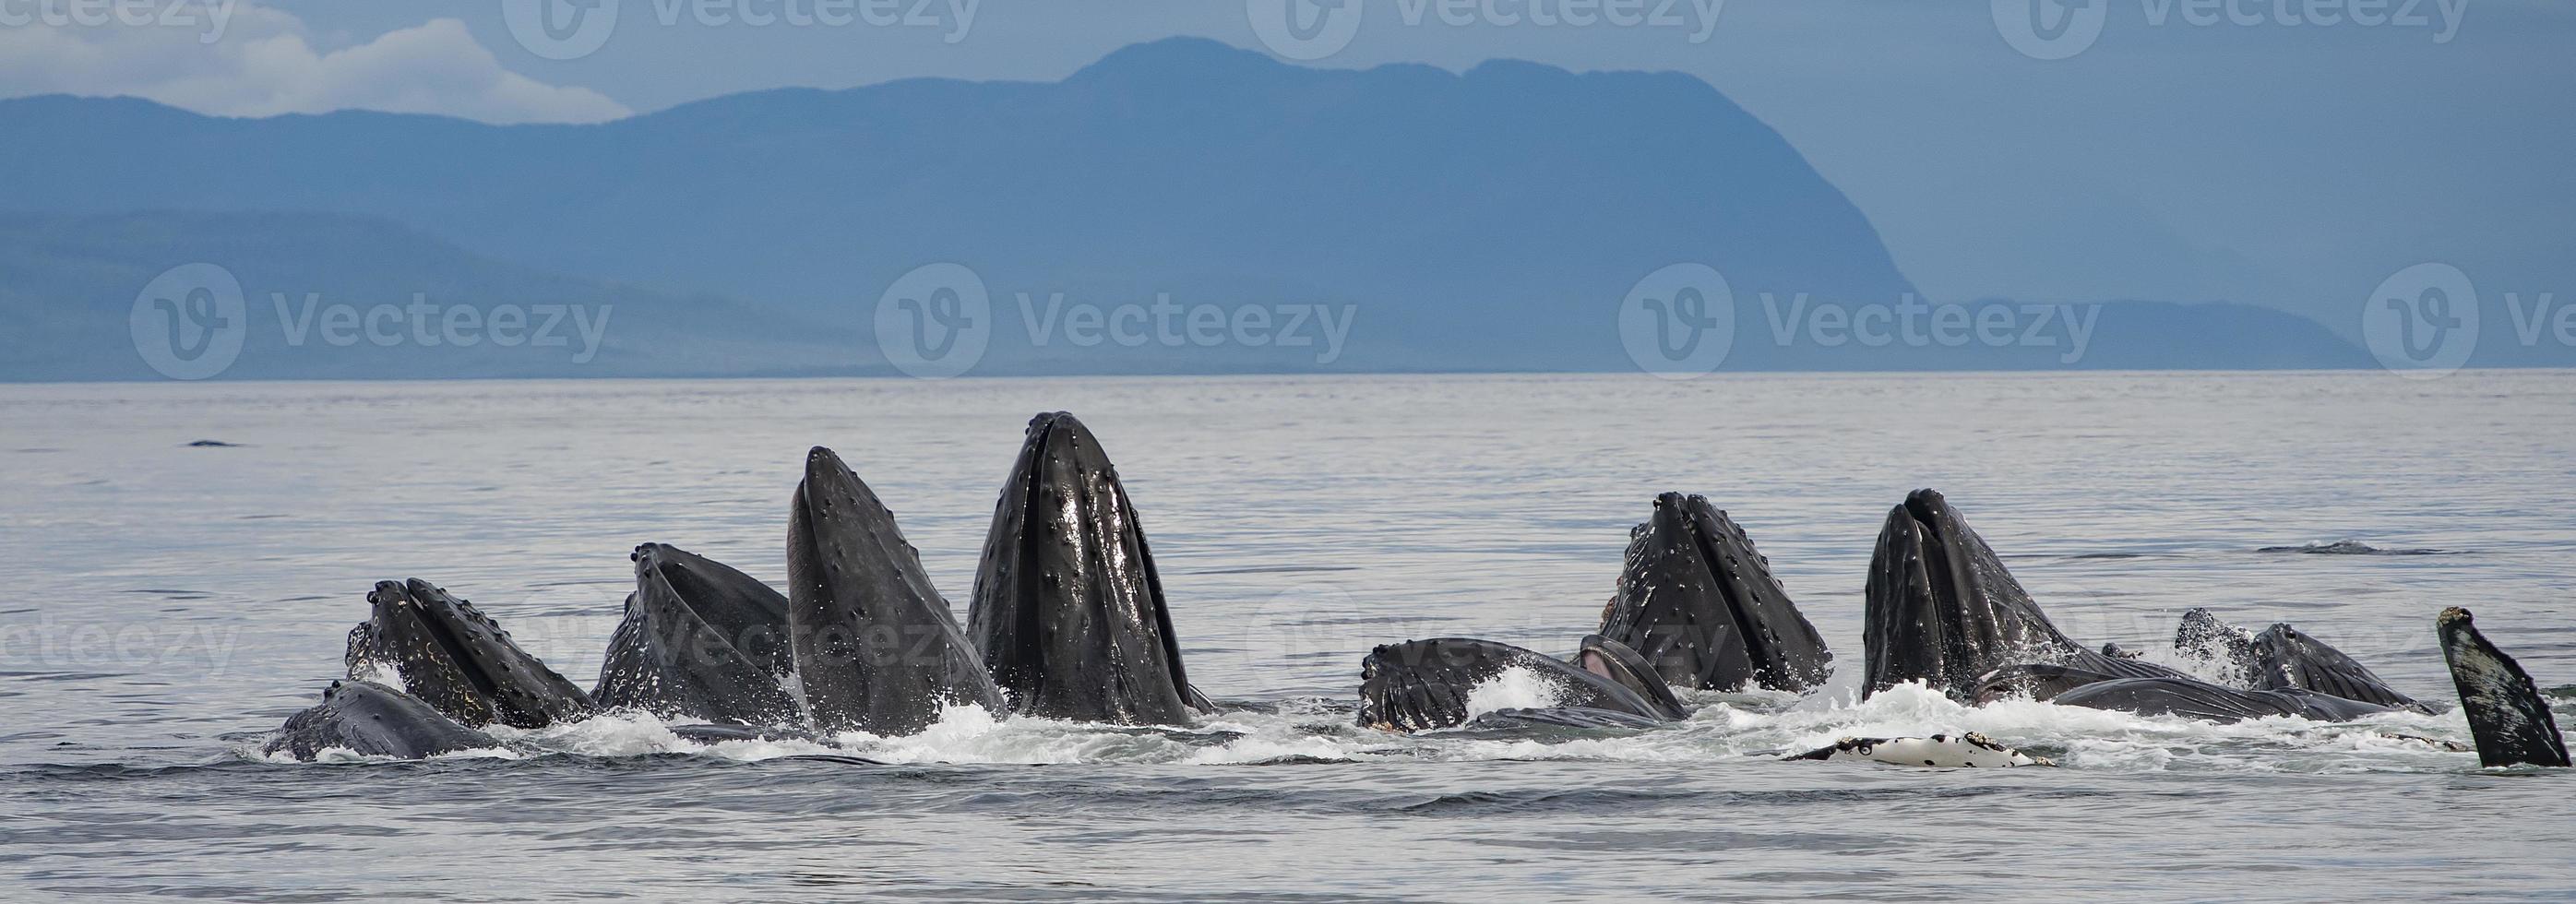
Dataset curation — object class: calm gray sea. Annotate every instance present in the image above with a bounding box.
[4,372,2572,901]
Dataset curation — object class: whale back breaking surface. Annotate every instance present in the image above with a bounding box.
[1599,493,1831,692]
[593,543,801,725]
[344,578,592,729]
[263,680,500,760]
[969,412,1207,725]
[1357,637,1684,733]
[2438,607,2570,767]
[2050,675,2395,723]
[788,446,1003,736]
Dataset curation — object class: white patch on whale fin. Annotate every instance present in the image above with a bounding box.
[1795,732,2051,768]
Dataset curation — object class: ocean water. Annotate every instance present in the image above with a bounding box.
[3,372,2572,901]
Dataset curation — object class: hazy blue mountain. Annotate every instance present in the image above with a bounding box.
[0,39,2394,378]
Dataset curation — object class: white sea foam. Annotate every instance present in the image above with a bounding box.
[1461,666,1570,719]
[244,678,2493,774]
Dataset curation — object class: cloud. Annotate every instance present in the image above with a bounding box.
[0,5,629,124]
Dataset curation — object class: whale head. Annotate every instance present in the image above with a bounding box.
[1598,492,1831,692]
[263,679,501,761]
[787,445,1003,736]
[592,542,801,725]
[344,578,592,729]
[1863,489,2083,700]
[968,412,1207,725]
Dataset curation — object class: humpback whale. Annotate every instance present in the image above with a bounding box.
[1863,489,2180,699]
[2170,610,2425,711]
[788,446,1004,736]
[969,412,1209,725]
[344,578,593,729]
[1598,493,1831,692]
[2437,607,2570,767]
[1356,636,1687,733]
[1786,732,2052,767]
[263,680,502,760]
[593,543,801,726]
[2049,675,2396,723]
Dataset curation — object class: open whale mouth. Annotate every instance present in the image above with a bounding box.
[1570,635,1688,720]
[346,578,590,729]
[591,543,802,725]
[631,543,791,675]
[1864,489,2091,700]
[1597,493,1831,692]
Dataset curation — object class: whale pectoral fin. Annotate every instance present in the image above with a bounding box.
[2438,608,2570,768]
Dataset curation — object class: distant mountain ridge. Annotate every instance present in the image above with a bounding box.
[0,39,2384,379]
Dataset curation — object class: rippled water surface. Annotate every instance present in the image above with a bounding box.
[6,372,2574,901]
